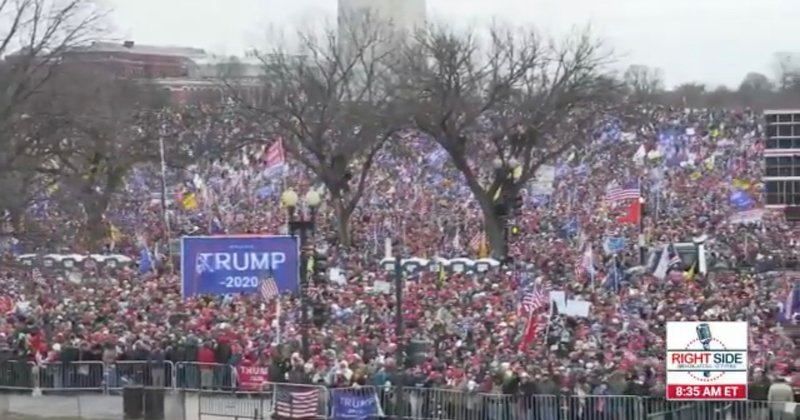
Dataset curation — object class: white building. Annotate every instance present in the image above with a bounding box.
[337,0,426,51]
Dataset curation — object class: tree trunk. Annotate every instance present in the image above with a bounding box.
[458,164,508,259]
[476,195,507,259]
[331,192,352,246]
[9,207,25,235]
[84,196,111,249]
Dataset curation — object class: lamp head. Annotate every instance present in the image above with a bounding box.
[492,158,503,169]
[304,190,321,207]
[281,190,299,207]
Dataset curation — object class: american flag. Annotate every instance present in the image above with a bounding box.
[262,137,286,171]
[260,276,279,302]
[519,284,549,315]
[275,387,319,418]
[604,180,640,203]
[305,286,321,301]
[468,231,483,251]
[668,244,682,267]
[574,247,593,281]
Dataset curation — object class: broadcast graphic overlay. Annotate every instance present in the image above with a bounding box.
[666,321,748,401]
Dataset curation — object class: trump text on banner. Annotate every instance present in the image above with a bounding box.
[180,235,299,298]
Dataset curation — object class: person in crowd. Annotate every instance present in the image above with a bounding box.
[768,376,795,419]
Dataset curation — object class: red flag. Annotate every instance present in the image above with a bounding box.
[262,137,286,168]
[616,200,641,225]
[518,312,540,351]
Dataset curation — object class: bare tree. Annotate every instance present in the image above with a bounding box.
[31,63,172,247]
[0,160,43,234]
[705,85,736,108]
[737,72,773,106]
[672,82,707,107]
[246,15,403,244]
[0,0,103,172]
[623,64,664,101]
[739,72,773,93]
[396,25,622,256]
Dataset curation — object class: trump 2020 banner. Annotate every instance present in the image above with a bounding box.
[331,388,384,420]
[180,235,299,298]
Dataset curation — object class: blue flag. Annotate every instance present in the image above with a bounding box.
[603,237,627,254]
[210,217,225,235]
[331,389,384,420]
[603,258,624,290]
[561,219,578,237]
[138,244,154,274]
[782,283,800,321]
[729,190,754,210]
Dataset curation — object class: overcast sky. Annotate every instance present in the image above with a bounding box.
[105,0,800,88]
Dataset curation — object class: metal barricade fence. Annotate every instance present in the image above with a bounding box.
[562,394,644,420]
[196,382,328,419]
[197,390,270,419]
[644,399,779,420]
[327,387,650,420]
[106,360,175,390]
[0,360,35,389]
[35,361,106,392]
[176,362,236,391]
[328,386,560,420]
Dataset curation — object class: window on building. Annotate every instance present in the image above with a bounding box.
[765,156,796,177]
[766,138,779,149]
[767,124,777,138]
[791,181,800,206]
[766,180,786,205]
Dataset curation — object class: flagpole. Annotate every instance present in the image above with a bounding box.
[158,128,173,274]
[744,233,749,259]
[655,190,660,222]
[542,300,554,353]
[638,196,646,265]
[275,298,282,345]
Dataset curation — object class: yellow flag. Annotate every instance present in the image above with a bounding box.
[684,262,696,281]
[182,193,198,210]
[108,223,122,244]
[732,179,750,190]
[493,185,503,202]
[512,166,523,180]
[307,255,315,275]
[437,265,446,287]
[477,234,489,258]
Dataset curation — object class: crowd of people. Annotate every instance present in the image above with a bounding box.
[0,104,799,416]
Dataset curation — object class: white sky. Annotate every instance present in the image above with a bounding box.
[104,0,800,88]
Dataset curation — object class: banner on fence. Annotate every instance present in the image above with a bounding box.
[237,365,269,391]
[331,389,384,420]
[180,235,299,298]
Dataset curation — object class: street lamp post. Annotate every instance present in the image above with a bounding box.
[393,253,404,418]
[638,197,647,265]
[281,189,322,360]
[491,158,520,260]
